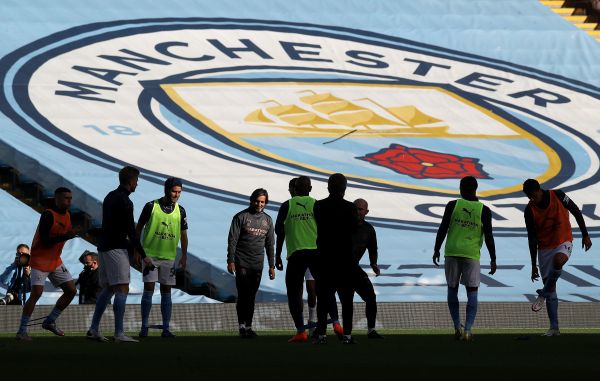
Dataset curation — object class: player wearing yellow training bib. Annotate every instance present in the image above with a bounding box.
[136,177,188,339]
[433,176,497,341]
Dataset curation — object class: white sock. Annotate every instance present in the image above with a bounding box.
[308,307,316,322]
[239,324,246,330]
[344,334,352,340]
[368,328,375,333]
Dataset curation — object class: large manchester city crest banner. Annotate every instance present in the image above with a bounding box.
[1,0,600,302]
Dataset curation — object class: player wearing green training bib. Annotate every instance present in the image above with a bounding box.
[284,196,317,256]
[275,176,343,343]
[433,176,496,341]
[444,199,484,260]
[135,177,188,339]
[142,201,181,259]
[275,176,320,343]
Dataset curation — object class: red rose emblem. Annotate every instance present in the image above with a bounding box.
[358,144,491,179]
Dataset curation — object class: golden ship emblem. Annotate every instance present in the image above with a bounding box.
[244,90,450,137]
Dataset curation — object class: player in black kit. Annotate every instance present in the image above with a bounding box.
[351,198,383,339]
[313,173,358,344]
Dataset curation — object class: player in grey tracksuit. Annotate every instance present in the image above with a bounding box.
[227,188,275,338]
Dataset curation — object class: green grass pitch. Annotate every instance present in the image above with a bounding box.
[1,329,599,378]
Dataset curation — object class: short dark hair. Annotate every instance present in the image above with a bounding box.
[250,188,269,204]
[54,187,71,195]
[119,166,140,185]
[523,179,541,197]
[86,252,99,261]
[295,176,311,195]
[164,177,183,194]
[16,243,29,251]
[288,178,297,188]
[328,173,347,195]
[78,250,98,265]
[459,176,478,194]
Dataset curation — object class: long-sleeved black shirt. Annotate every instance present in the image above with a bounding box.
[76,267,100,304]
[275,200,290,258]
[314,194,358,265]
[524,189,588,265]
[353,220,378,266]
[227,208,275,271]
[434,196,496,261]
[97,185,145,257]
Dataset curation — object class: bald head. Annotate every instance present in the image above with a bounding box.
[354,198,369,222]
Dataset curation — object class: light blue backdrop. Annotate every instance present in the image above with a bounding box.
[1,0,599,303]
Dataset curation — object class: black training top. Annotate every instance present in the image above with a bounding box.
[274,200,289,258]
[352,220,378,266]
[314,194,358,265]
[434,196,496,261]
[97,185,145,257]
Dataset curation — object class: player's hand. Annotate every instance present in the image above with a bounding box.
[227,262,236,275]
[269,267,276,280]
[179,255,187,270]
[489,260,497,275]
[531,266,540,282]
[371,263,381,276]
[134,251,141,267]
[582,235,592,252]
[275,255,283,271]
[432,251,441,266]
